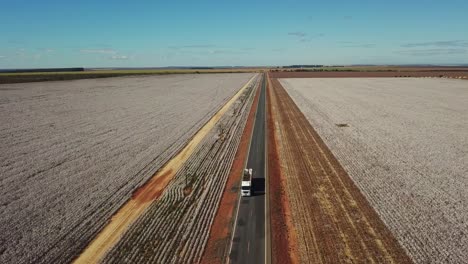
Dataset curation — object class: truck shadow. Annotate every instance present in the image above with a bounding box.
[252,178,265,196]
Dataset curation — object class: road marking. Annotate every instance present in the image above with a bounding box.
[226,74,261,264]
[263,73,271,264]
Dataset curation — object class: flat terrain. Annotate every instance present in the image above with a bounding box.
[0,69,259,84]
[230,74,266,264]
[268,78,411,263]
[270,71,468,78]
[0,73,254,263]
[201,75,261,264]
[280,78,468,263]
[98,74,258,264]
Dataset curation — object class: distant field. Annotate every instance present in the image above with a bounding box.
[0,68,260,84]
[3,66,468,84]
[273,66,468,72]
[0,73,254,263]
[270,69,468,78]
[280,78,468,263]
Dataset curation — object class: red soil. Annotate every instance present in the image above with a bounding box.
[267,75,299,264]
[200,78,261,264]
[132,169,174,204]
[268,76,412,263]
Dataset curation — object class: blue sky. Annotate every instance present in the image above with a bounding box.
[1,0,468,68]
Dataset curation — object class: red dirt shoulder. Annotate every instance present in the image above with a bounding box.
[200,78,261,264]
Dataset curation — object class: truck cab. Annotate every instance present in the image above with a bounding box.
[241,168,253,197]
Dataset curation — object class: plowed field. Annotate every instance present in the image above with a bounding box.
[268,77,412,263]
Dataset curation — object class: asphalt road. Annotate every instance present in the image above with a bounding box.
[229,74,266,264]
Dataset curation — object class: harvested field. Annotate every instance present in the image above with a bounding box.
[101,75,260,263]
[279,78,468,263]
[270,71,468,79]
[268,77,412,263]
[0,73,254,264]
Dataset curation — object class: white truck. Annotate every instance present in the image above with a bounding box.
[241,168,253,197]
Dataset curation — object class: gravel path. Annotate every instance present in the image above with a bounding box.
[0,73,253,264]
[280,78,468,263]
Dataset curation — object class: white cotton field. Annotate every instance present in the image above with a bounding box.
[103,75,259,264]
[0,73,254,264]
[280,78,468,264]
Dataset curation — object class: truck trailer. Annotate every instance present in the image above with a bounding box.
[241,168,253,197]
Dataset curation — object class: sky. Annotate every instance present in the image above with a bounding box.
[1,0,468,68]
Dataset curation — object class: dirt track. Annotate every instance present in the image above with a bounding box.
[268,77,412,263]
[280,78,468,263]
[267,77,298,264]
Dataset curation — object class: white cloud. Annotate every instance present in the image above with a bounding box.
[169,45,215,50]
[288,31,307,37]
[80,49,116,54]
[289,32,324,42]
[37,48,54,53]
[15,49,26,57]
[109,55,129,60]
[401,40,468,48]
[396,49,467,56]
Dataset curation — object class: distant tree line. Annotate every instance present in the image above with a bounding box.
[282,65,324,68]
[0,68,85,73]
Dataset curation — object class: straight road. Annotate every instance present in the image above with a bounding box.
[229,74,267,264]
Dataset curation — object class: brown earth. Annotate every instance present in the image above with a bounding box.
[267,75,299,264]
[270,71,468,79]
[200,76,261,264]
[267,76,413,263]
[132,169,174,203]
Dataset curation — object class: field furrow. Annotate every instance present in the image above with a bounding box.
[268,77,412,263]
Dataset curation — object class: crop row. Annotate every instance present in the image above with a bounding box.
[281,78,468,263]
[0,74,254,264]
[102,75,261,263]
